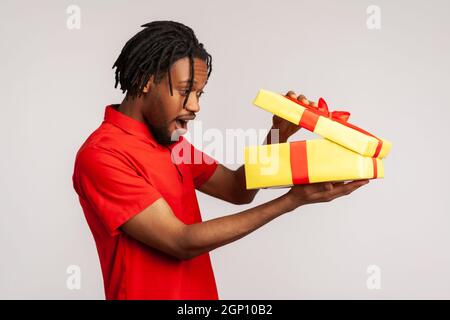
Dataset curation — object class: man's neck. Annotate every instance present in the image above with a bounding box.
[118,96,145,123]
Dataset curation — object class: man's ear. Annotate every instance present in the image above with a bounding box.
[142,75,154,94]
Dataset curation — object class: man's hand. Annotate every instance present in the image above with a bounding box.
[120,179,371,260]
[284,180,370,210]
[270,90,318,142]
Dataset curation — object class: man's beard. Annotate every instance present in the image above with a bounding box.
[148,123,185,146]
[148,124,174,146]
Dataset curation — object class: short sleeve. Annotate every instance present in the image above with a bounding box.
[74,147,162,236]
[184,140,218,188]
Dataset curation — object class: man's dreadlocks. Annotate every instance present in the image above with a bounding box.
[112,20,212,108]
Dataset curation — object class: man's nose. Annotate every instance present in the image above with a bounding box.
[184,94,200,113]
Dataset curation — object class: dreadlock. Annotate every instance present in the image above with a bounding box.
[112,20,213,108]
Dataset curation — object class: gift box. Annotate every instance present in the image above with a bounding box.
[253,89,392,159]
[244,139,383,189]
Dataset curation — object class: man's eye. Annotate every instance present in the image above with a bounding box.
[179,90,190,96]
[180,90,205,97]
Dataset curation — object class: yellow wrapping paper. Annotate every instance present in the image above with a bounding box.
[244,139,384,189]
[253,89,392,159]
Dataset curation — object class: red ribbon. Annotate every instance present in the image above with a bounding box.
[290,141,310,184]
[316,97,351,122]
[285,95,383,159]
[289,140,379,183]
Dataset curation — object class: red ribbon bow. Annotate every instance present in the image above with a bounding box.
[287,96,351,122]
[317,98,351,122]
[284,94,383,159]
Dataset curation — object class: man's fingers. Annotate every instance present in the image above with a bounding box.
[300,181,334,195]
[323,182,334,191]
[285,91,314,106]
[297,94,310,105]
[285,90,319,108]
[310,179,370,202]
[286,91,297,99]
[346,179,370,187]
[327,180,369,198]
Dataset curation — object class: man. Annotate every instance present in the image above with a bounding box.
[72,21,369,300]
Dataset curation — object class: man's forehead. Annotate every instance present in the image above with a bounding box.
[171,57,208,83]
[177,79,204,85]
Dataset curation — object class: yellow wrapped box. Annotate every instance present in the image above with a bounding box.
[253,89,392,159]
[244,139,383,189]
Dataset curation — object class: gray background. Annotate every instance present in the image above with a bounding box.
[1,0,449,299]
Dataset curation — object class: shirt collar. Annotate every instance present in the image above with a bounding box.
[103,104,184,149]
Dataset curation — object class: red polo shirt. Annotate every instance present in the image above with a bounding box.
[72,105,219,300]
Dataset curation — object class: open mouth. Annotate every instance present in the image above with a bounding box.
[175,119,188,130]
[174,114,195,131]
